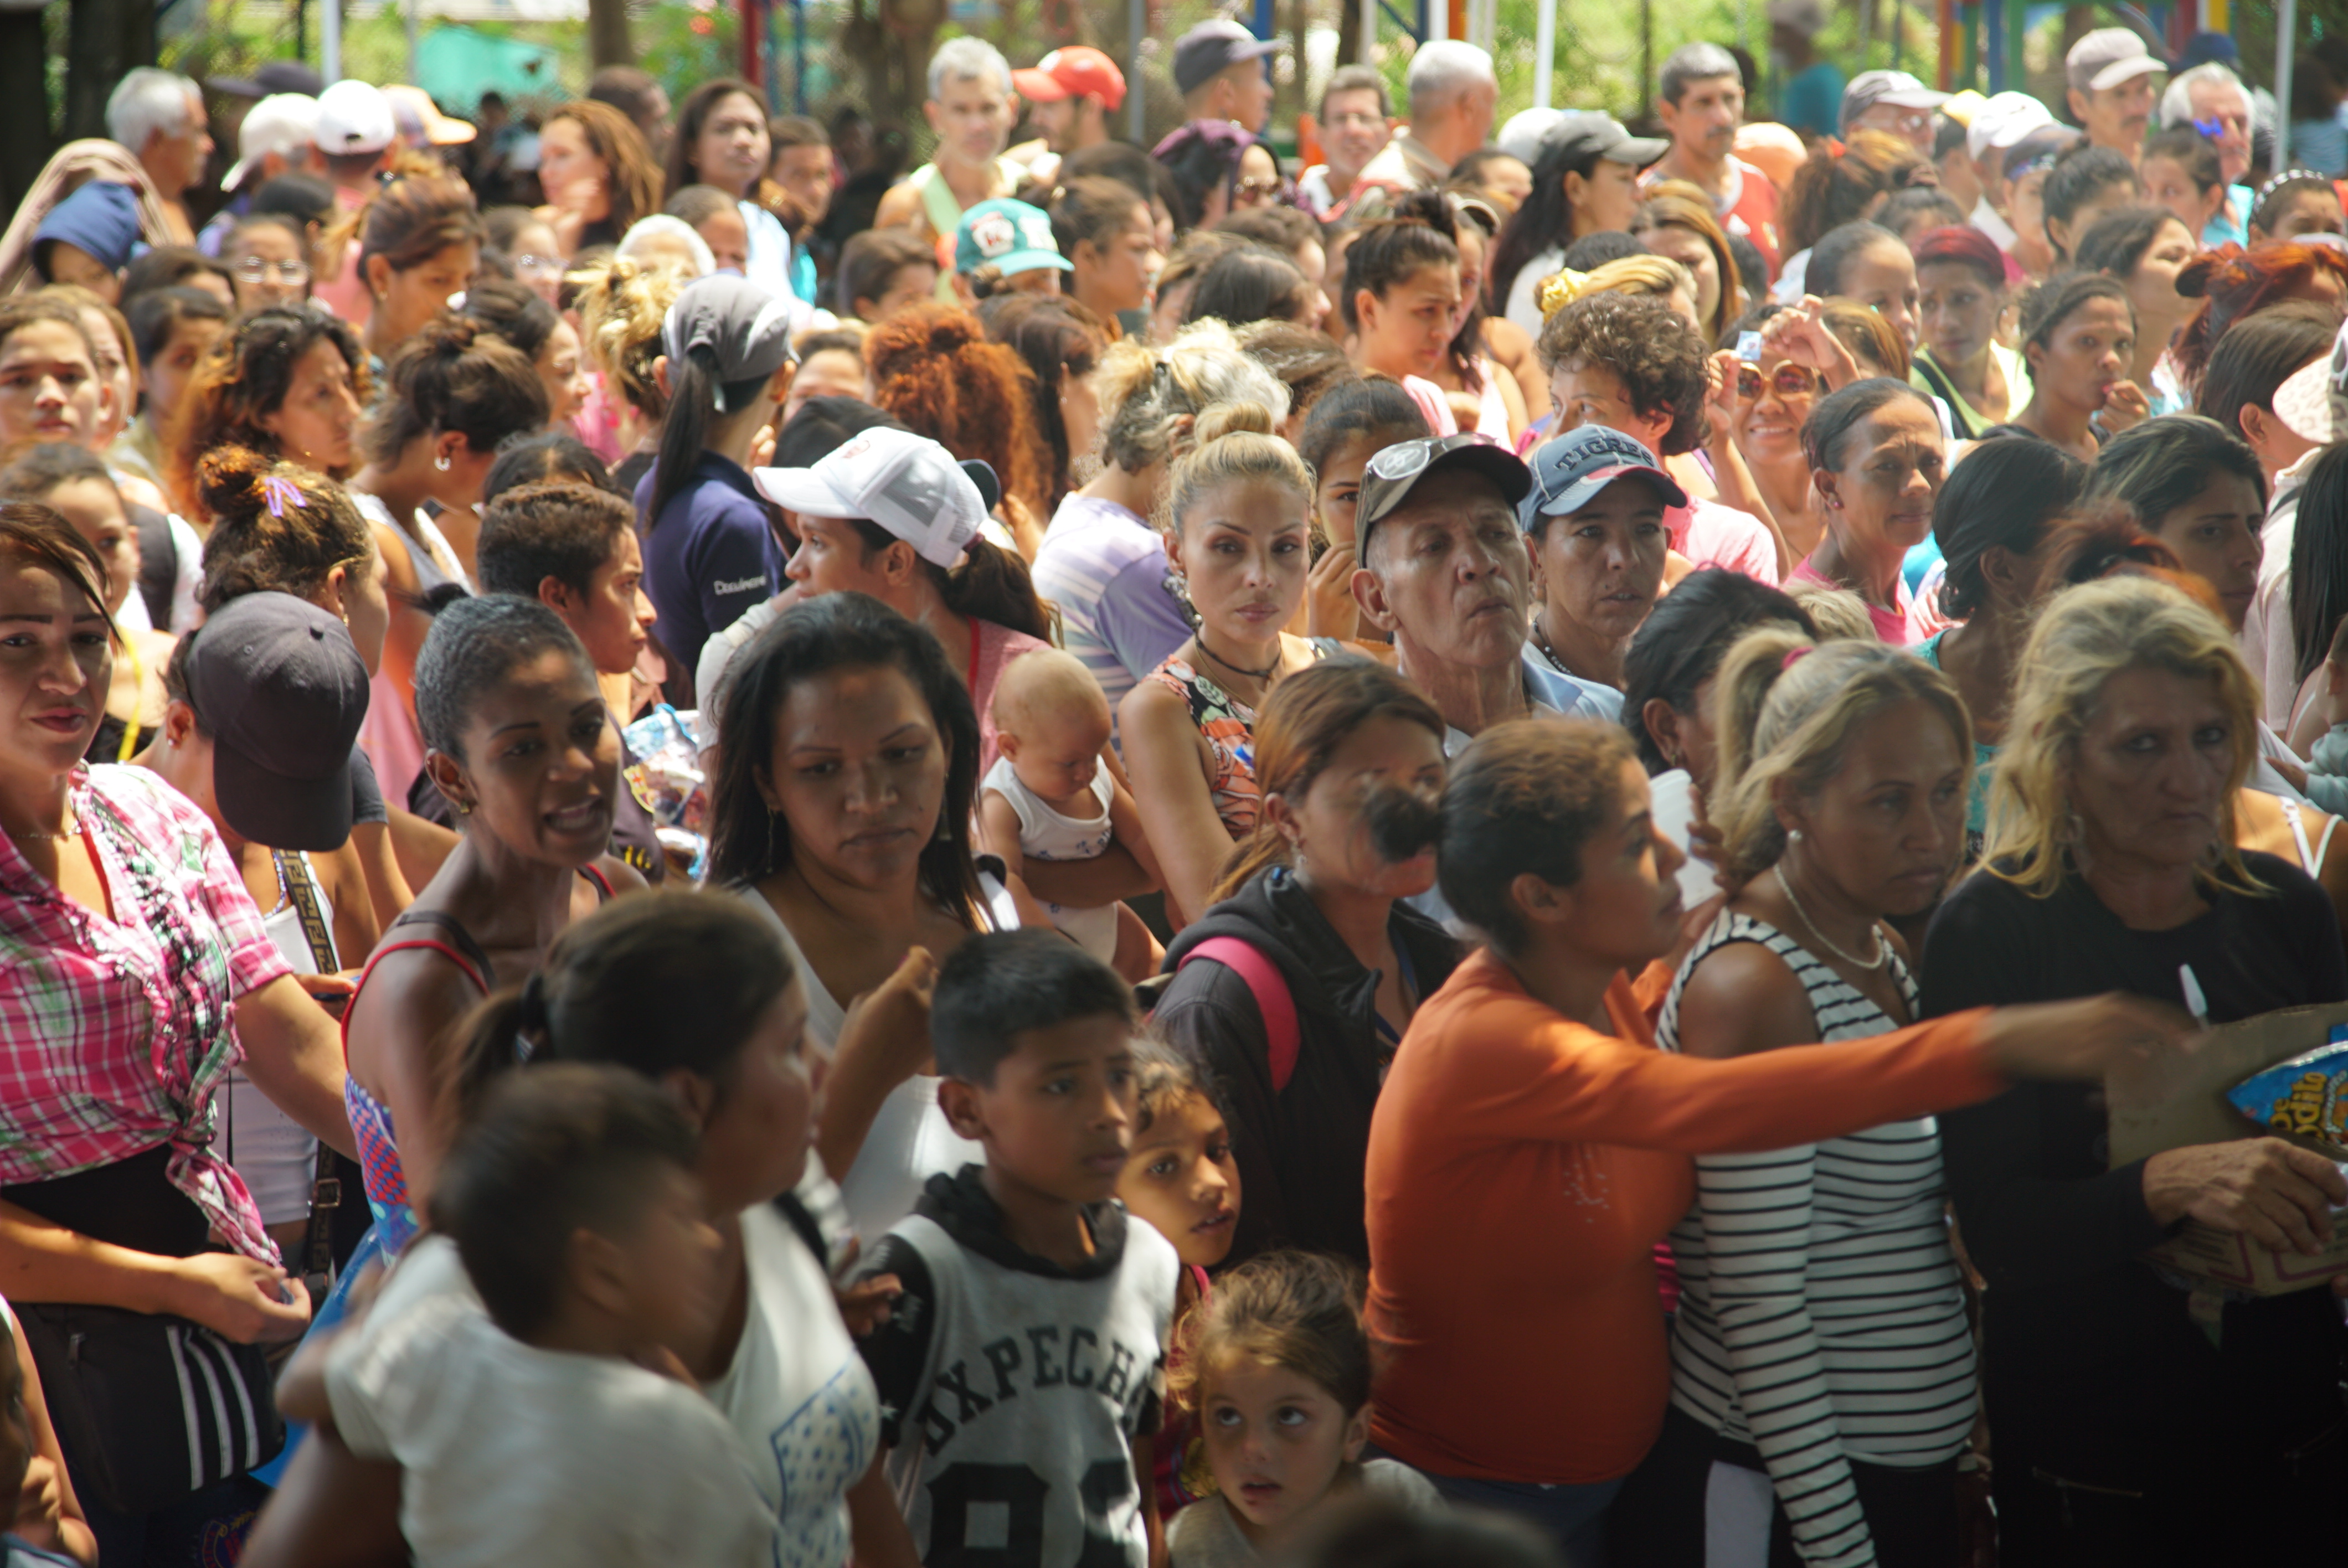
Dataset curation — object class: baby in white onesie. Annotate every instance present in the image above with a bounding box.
[978,649,1161,981]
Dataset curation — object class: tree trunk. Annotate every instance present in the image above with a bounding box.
[0,9,45,218]
[588,0,633,68]
[66,0,153,142]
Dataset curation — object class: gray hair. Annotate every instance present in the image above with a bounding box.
[107,67,200,153]
[1660,43,1742,106]
[928,36,1013,101]
[616,215,716,278]
[1407,40,1497,117]
[2160,61,2247,129]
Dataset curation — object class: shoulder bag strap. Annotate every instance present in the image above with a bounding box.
[1180,937,1302,1093]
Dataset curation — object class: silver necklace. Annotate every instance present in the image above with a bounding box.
[1774,863,1888,971]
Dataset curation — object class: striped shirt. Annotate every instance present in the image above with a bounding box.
[1657,911,1976,1568]
[1029,494,1192,741]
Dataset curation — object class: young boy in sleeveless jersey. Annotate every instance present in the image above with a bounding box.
[851,930,1181,1567]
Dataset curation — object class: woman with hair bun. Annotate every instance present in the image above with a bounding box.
[349,314,553,801]
[461,276,590,429]
[1121,403,1333,926]
[1032,319,1292,727]
[1619,630,1980,1568]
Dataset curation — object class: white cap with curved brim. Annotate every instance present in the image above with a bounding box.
[2274,317,2348,446]
[754,427,989,568]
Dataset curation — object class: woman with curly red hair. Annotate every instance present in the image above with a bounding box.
[2169,241,2348,393]
[864,301,1056,558]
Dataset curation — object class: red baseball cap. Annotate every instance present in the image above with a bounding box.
[1012,47,1126,111]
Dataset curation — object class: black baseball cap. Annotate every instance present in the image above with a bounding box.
[1355,435,1533,557]
[186,592,370,853]
[1173,19,1279,96]
[209,60,326,99]
[1521,424,1687,532]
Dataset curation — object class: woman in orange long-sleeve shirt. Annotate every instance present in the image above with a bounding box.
[1360,719,2187,1564]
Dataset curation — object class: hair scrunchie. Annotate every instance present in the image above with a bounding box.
[1536,268,1592,322]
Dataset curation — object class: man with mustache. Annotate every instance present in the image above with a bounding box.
[2066,27,2166,162]
[1348,434,1621,751]
[1646,42,1780,279]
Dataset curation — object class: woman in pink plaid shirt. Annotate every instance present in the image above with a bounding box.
[0,506,356,1561]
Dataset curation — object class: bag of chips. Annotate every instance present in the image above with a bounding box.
[2226,1026,2348,1157]
[622,705,712,876]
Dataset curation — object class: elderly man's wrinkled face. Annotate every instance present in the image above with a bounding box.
[1351,469,1533,674]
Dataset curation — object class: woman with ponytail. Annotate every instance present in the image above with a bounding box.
[638,274,797,691]
[1339,203,1466,434]
[338,595,644,1262]
[1357,719,2188,1554]
[1153,658,1459,1272]
[571,254,686,493]
[1120,401,1334,926]
[1614,628,1982,1568]
[349,314,552,800]
[756,425,1052,776]
[246,890,909,1568]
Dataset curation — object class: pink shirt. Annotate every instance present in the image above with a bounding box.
[1668,497,1781,585]
[0,765,292,1263]
[313,184,373,329]
[970,617,1052,778]
[1789,556,1916,646]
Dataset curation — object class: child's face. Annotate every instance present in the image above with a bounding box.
[0,1321,32,1505]
[610,1164,728,1355]
[1001,702,1110,803]
[1199,1354,1368,1540]
[692,981,818,1213]
[947,1015,1136,1206]
[1116,1091,1239,1269]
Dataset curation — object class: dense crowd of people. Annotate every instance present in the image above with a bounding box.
[3,17,2348,1568]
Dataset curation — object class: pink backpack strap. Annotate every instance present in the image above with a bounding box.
[1180,937,1301,1093]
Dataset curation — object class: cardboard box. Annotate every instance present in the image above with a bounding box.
[2104,1002,2348,1296]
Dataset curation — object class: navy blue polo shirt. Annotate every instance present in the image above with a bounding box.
[636,452,784,683]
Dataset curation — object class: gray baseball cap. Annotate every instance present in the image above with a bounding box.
[1355,434,1532,557]
[187,591,370,853]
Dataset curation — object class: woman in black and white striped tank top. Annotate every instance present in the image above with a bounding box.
[1611,628,1980,1568]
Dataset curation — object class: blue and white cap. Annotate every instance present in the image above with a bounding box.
[1520,424,1688,532]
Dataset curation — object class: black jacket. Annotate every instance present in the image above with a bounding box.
[1154,867,1461,1271]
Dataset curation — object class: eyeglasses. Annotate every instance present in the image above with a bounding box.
[1235,176,1282,199]
[232,259,311,285]
[1736,362,1820,401]
[512,253,564,275]
[1325,111,1386,131]
[1367,438,1440,481]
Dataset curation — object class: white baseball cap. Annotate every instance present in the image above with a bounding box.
[222,92,318,191]
[2273,317,2348,446]
[1497,107,1565,167]
[313,80,394,157]
[754,428,989,568]
[1964,90,2056,162]
[2067,27,2165,95]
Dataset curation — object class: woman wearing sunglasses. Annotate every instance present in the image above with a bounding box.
[1723,298,1862,564]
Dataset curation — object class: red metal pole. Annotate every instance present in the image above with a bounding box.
[741,0,765,90]
[1937,0,1956,88]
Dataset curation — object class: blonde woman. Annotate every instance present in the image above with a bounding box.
[1119,403,1333,926]
[1919,575,2348,1565]
[571,254,687,497]
[1032,318,1291,733]
[1620,628,1979,1567]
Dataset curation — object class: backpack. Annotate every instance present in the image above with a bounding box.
[1172,937,1301,1094]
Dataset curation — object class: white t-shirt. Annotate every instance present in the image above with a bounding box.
[706,1202,886,1568]
[326,1237,779,1568]
[1503,244,1566,341]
